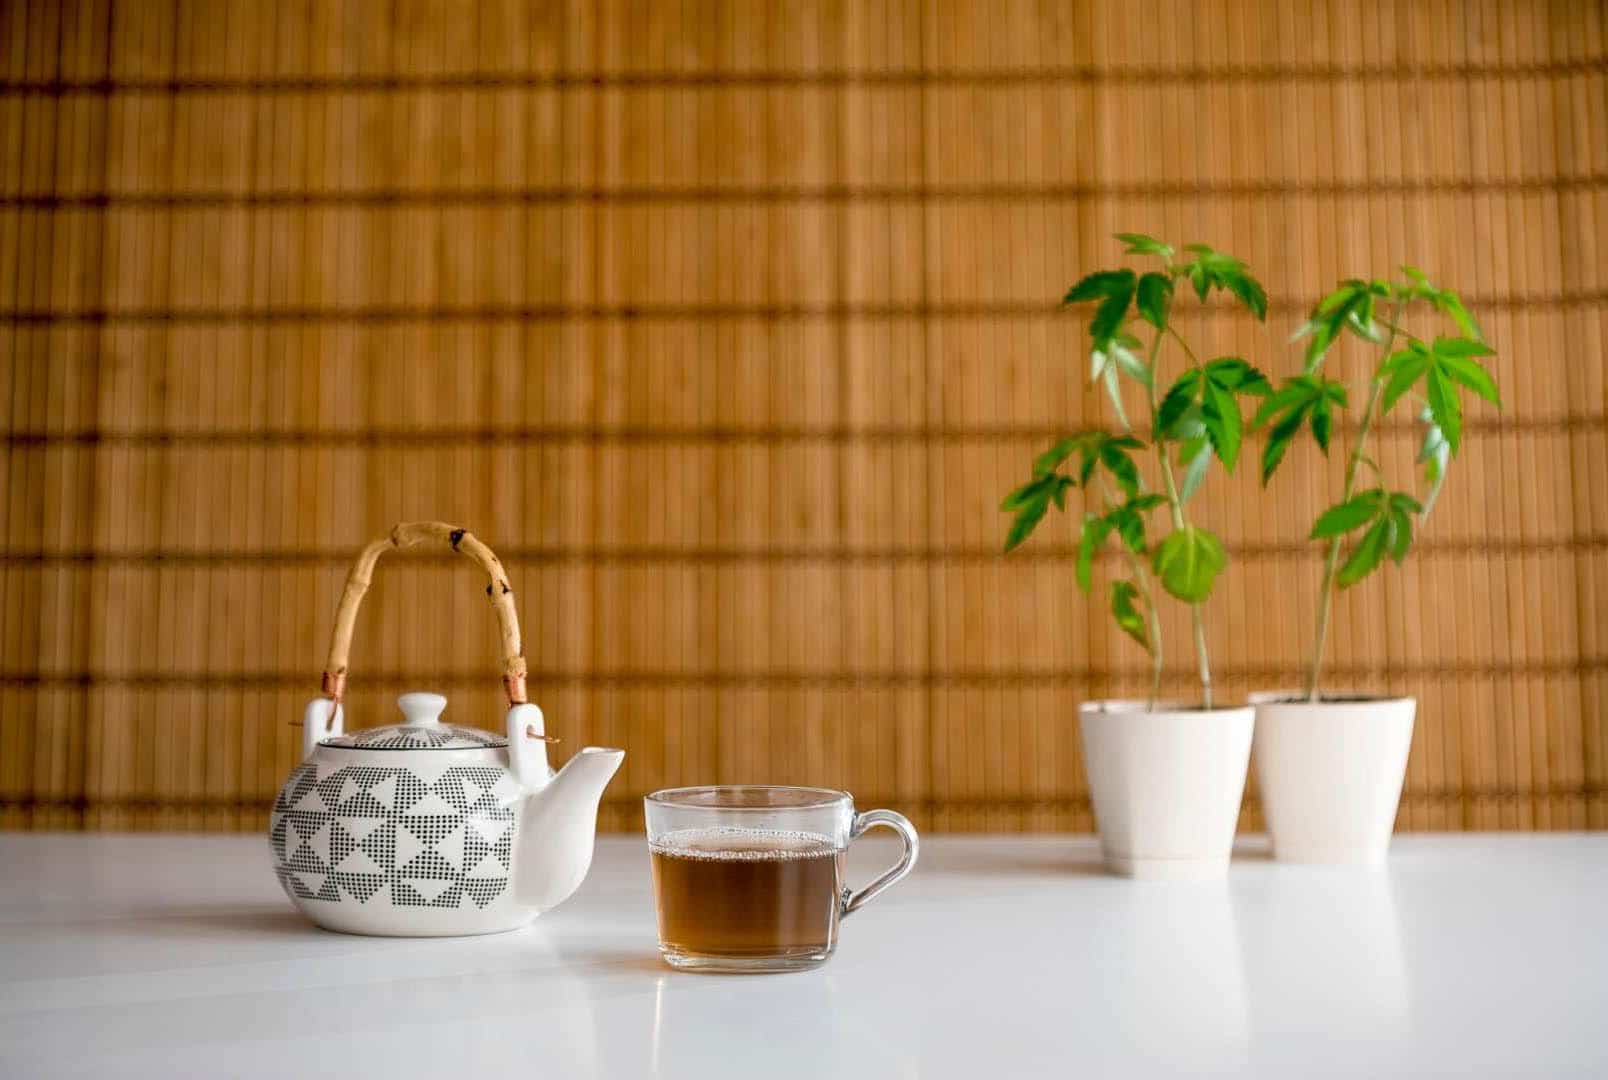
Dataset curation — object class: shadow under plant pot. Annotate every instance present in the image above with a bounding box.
[1079,701,1254,880]
[1250,693,1414,866]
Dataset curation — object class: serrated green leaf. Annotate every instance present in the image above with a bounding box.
[1434,336,1494,359]
[1064,269,1129,305]
[1387,509,1414,563]
[1437,351,1501,405]
[1136,271,1172,330]
[1433,290,1483,341]
[1259,431,1298,485]
[1388,491,1423,514]
[1101,493,1166,558]
[1115,232,1174,258]
[1314,282,1362,317]
[1004,491,1050,552]
[1337,517,1389,587]
[1032,438,1077,479]
[1090,273,1137,351]
[1224,272,1268,320]
[1415,408,1447,462]
[1179,437,1211,502]
[1101,363,1132,432]
[1170,405,1206,441]
[1311,396,1333,451]
[1076,513,1110,592]
[1259,400,1311,485]
[1156,370,1201,437]
[1303,317,1337,373]
[1347,309,1386,343]
[1108,507,1147,553]
[1422,441,1449,517]
[1311,489,1385,538]
[1050,475,1072,510]
[1109,340,1153,387]
[1425,365,1462,454]
[1380,348,1431,417]
[1090,347,1110,382]
[1152,526,1227,602]
[999,476,1045,512]
[1251,382,1312,429]
[1201,379,1242,471]
[1099,440,1141,499]
[1176,245,1266,319]
[1188,262,1209,302]
[1204,356,1265,392]
[1110,580,1150,651]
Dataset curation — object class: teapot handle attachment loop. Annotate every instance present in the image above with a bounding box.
[320,522,528,711]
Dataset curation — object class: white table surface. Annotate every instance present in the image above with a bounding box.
[1,833,1604,1079]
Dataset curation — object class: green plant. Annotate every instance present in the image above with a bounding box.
[1260,268,1500,700]
[1001,234,1270,709]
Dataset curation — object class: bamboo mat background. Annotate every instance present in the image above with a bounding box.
[1,0,1604,834]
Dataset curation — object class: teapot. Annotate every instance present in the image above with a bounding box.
[269,522,624,936]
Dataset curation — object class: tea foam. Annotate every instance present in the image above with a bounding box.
[650,826,837,861]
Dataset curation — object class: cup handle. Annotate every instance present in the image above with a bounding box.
[842,809,919,916]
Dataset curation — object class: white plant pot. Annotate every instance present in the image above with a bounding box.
[1251,693,1415,866]
[1078,700,1255,879]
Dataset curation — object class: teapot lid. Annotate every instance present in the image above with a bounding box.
[320,692,508,751]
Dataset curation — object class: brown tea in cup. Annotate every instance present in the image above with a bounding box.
[650,828,845,961]
[644,786,918,973]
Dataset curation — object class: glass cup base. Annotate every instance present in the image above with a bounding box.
[659,945,832,974]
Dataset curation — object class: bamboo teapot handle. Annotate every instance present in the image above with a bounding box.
[321,522,528,708]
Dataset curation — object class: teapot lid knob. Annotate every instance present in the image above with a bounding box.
[396,692,448,726]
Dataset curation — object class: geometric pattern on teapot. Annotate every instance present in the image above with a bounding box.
[269,762,518,909]
[319,724,507,751]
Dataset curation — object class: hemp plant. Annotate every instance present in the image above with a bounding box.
[1258,268,1500,700]
[1001,234,1271,709]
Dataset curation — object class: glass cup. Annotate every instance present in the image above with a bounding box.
[644,786,919,973]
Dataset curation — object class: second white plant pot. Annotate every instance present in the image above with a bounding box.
[1079,700,1255,879]
[1251,693,1415,866]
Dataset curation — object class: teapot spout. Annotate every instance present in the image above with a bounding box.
[513,747,625,914]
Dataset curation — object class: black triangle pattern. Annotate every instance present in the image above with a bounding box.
[313,771,351,811]
[332,872,385,902]
[286,842,327,874]
[271,763,517,911]
[401,814,458,844]
[321,724,507,750]
[274,764,319,812]
[337,791,387,818]
[463,830,491,875]
[392,772,428,813]
[269,814,289,862]
[327,822,355,868]
[356,821,397,871]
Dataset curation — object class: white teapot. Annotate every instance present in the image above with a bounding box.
[269,522,624,937]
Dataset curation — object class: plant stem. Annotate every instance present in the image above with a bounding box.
[1099,477,1164,709]
[1144,329,1213,710]
[1305,300,1404,701]
[1134,555,1164,709]
[1373,318,1425,346]
[1165,325,1203,368]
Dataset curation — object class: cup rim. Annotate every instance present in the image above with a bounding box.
[644,784,849,810]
